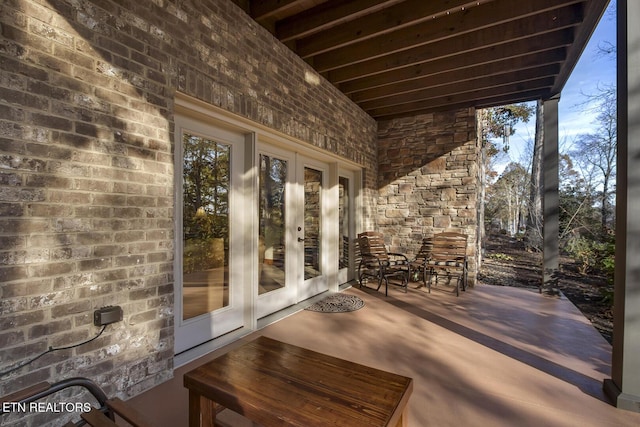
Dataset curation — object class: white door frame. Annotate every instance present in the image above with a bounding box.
[255,148,332,318]
[296,154,331,301]
[255,144,297,319]
[173,115,247,354]
[173,93,364,360]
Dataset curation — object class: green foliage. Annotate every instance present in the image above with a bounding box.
[600,239,615,285]
[482,104,535,139]
[600,287,614,305]
[565,236,598,274]
[481,103,535,152]
[182,133,230,241]
[487,253,514,261]
[182,133,231,273]
[184,237,226,273]
[565,234,615,283]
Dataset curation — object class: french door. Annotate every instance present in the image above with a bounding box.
[257,146,329,318]
[174,97,358,355]
[174,116,246,353]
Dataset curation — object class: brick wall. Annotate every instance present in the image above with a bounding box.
[377,109,480,285]
[0,0,377,422]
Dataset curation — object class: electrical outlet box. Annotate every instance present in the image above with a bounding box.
[94,306,123,326]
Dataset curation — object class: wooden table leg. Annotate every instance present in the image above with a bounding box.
[188,389,222,427]
[201,395,216,427]
[188,390,201,427]
[394,409,408,427]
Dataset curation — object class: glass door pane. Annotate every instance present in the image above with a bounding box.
[259,154,287,295]
[182,133,230,320]
[257,151,328,316]
[297,157,329,301]
[175,114,244,354]
[339,176,350,271]
[256,147,296,319]
[303,167,322,280]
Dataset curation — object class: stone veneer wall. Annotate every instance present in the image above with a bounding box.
[377,109,479,285]
[0,0,377,422]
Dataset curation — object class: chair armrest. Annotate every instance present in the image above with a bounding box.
[81,409,119,427]
[388,253,409,264]
[388,252,407,258]
[106,398,153,427]
[361,253,388,266]
[1,382,51,409]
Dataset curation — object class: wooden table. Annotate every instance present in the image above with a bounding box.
[184,336,413,427]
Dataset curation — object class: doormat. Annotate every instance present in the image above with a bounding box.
[304,294,365,313]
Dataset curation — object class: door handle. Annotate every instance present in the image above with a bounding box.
[298,237,305,242]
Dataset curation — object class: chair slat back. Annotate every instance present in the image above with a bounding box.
[412,237,433,263]
[358,231,389,262]
[430,232,467,261]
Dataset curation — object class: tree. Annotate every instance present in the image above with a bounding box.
[571,85,617,231]
[486,162,530,235]
[182,134,231,272]
[558,83,616,279]
[525,100,544,251]
[558,154,599,240]
[478,103,534,247]
[481,104,535,150]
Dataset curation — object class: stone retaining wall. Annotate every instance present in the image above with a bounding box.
[377,109,479,285]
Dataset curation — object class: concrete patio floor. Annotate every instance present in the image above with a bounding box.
[131,283,640,426]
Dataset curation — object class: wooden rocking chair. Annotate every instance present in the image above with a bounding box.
[0,377,152,427]
[409,237,433,289]
[425,232,469,296]
[357,231,409,296]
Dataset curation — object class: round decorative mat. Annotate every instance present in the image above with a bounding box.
[304,294,365,313]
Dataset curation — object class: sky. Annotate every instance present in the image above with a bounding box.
[500,0,617,167]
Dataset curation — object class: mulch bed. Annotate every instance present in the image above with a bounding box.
[478,233,614,344]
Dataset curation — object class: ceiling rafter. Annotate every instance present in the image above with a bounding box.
[380,90,547,120]
[295,0,486,58]
[250,0,305,21]
[328,7,581,84]
[314,4,584,74]
[358,65,561,111]
[237,0,609,120]
[368,77,555,118]
[338,30,572,94]
[351,61,563,104]
[276,0,404,42]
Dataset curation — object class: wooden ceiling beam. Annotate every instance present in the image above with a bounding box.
[295,0,483,57]
[472,92,549,110]
[250,0,305,20]
[374,90,546,121]
[368,82,553,119]
[244,0,607,121]
[276,0,403,42]
[309,1,583,71]
[352,60,562,104]
[339,30,572,94]
[551,0,610,96]
[326,6,582,81]
[357,65,559,110]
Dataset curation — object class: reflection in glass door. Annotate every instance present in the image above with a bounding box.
[259,154,287,295]
[182,135,230,319]
[338,175,351,283]
[174,116,245,354]
[257,151,329,317]
[303,167,322,280]
[297,157,329,301]
[256,149,296,319]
